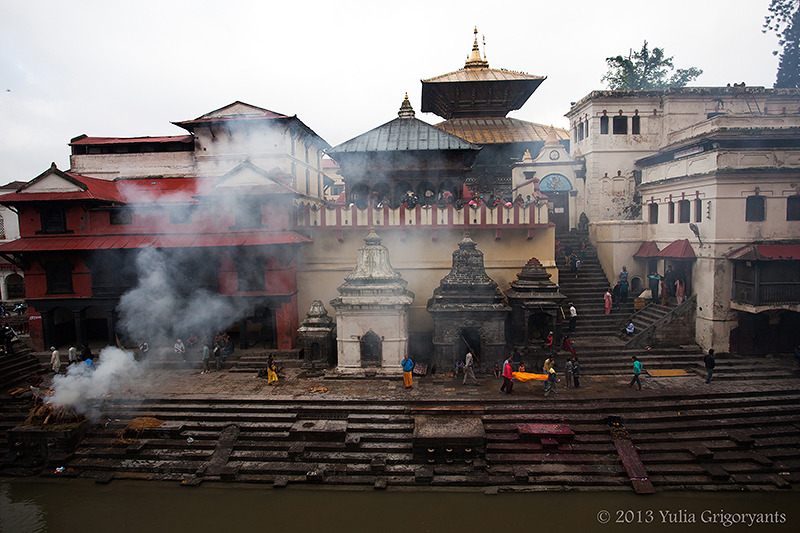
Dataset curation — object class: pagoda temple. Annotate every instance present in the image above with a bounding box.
[422,28,569,196]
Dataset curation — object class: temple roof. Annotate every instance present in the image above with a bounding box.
[434,117,569,145]
[427,234,510,312]
[504,257,567,308]
[329,96,479,154]
[421,28,545,119]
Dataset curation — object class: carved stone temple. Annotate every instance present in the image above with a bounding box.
[504,257,567,345]
[329,229,414,374]
[426,234,510,371]
[297,300,337,368]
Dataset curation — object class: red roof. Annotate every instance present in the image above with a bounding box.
[633,241,661,258]
[0,231,311,253]
[118,177,214,203]
[726,244,800,261]
[69,135,193,146]
[0,172,125,204]
[656,239,696,259]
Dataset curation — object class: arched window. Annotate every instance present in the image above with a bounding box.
[678,199,690,223]
[648,203,659,224]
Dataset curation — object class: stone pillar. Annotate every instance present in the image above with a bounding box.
[239,318,248,349]
[73,309,85,348]
[105,309,116,345]
[41,309,55,350]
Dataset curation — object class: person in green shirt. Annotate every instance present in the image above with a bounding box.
[628,356,642,390]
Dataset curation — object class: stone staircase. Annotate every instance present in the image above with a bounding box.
[0,337,43,392]
[555,233,634,345]
[625,295,695,349]
[3,389,797,491]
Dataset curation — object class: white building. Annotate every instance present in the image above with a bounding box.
[566,86,800,354]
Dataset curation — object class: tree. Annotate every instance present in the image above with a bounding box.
[601,41,703,90]
[764,0,800,88]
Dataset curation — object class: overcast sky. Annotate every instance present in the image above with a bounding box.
[0,0,781,184]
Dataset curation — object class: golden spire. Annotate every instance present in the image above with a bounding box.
[544,125,560,146]
[464,26,489,69]
[398,92,415,118]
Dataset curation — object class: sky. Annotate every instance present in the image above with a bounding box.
[0,0,782,185]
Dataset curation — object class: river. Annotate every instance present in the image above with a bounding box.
[1,479,796,533]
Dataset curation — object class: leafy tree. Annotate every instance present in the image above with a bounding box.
[764,0,800,88]
[601,41,703,90]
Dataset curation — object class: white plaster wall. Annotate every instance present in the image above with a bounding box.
[70,152,196,179]
[334,309,409,371]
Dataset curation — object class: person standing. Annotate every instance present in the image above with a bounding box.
[500,357,513,394]
[267,354,279,384]
[664,265,676,296]
[648,272,662,304]
[174,338,186,362]
[572,356,581,388]
[675,279,685,304]
[564,357,574,389]
[201,343,210,374]
[463,350,478,385]
[402,354,414,389]
[704,349,716,384]
[68,345,78,365]
[81,343,92,362]
[568,303,577,334]
[50,346,61,374]
[544,366,558,397]
[214,343,222,371]
[628,356,643,390]
[660,278,669,306]
[604,288,613,315]
[543,355,554,392]
[619,266,629,303]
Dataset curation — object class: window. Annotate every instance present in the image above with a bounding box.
[109,209,132,225]
[39,207,68,234]
[45,260,73,294]
[584,119,589,138]
[600,116,609,134]
[0,214,5,239]
[612,116,627,134]
[745,195,765,221]
[577,122,584,141]
[668,201,675,223]
[695,199,702,222]
[305,169,310,194]
[631,115,641,135]
[648,203,659,224]
[788,195,800,221]
[678,200,690,223]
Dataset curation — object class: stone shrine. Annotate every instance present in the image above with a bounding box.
[330,230,414,374]
[504,257,567,345]
[427,234,510,370]
[297,300,337,369]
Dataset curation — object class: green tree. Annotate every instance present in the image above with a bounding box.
[764,0,800,88]
[601,41,703,90]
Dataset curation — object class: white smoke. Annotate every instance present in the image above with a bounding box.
[47,346,141,418]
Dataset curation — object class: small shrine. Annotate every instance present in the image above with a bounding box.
[426,234,510,370]
[329,229,414,374]
[504,257,567,345]
[297,300,337,369]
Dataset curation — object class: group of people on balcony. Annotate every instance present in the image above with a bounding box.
[337,186,538,211]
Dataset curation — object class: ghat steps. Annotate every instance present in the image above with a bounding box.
[3,379,799,491]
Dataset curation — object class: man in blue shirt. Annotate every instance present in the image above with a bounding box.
[628,356,643,390]
[402,354,414,389]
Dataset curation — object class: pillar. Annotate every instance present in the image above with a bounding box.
[105,309,116,346]
[239,318,248,349]
[73,309,85,348]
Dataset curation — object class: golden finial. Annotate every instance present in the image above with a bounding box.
[398,92,415,119]
[465,27,489,69]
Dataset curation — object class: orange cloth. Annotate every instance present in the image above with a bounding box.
[512,372,548,382]
[403,371,413,388]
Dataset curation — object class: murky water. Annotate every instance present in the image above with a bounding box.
[0,479,796,533]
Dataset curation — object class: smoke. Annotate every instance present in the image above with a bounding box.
[47,346,141,419]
